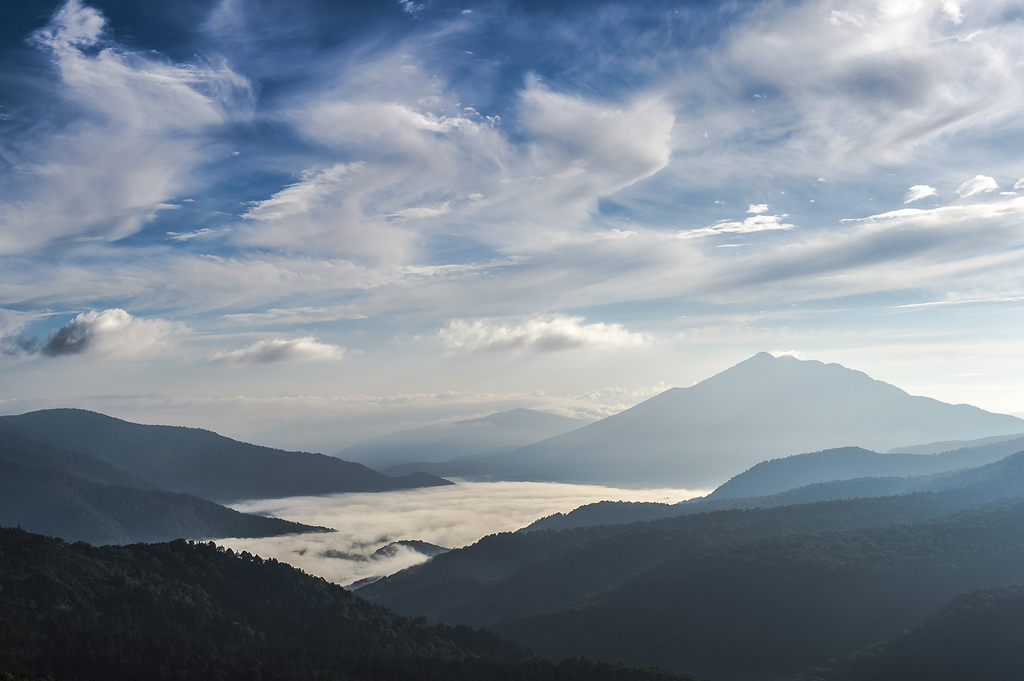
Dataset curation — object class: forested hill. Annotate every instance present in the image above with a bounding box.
[495,499,1024,680]
[0,458,325,545]
[0,527,702,681]
[810,584,1024,681]
[0,409,451,502]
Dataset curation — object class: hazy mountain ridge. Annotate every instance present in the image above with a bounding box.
[340,408,583,471]
[407,354,1024,487]
[524,436,1024,532]
[0,409,451,503]
[712,438,1024,499]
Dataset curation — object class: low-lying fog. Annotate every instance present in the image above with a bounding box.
[219,481,706,587]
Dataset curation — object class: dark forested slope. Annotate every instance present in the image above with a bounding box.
[358,491,991,627]
[0,458,325,545]
[496,500,1024,681]
[0,409,450,502]
[0,527,701,681]
[807,584,1024,681]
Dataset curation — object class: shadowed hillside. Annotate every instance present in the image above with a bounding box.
[0,527,703,681]
[0,409,451,503]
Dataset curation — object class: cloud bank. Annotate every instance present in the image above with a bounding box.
[222,481,704,587]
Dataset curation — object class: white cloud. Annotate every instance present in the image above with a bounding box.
[747,204,769,214]
[219,306,368,326]
[0,0,251,255]
[904,185,937,203]
[387,202,452,221]
[37,309,185,359]
[942,1,964,24]
[1014,177,1024,190]
[679,214,795,239]
[957,175,999,197]
[436,315,649,354]
[213,337,346,365]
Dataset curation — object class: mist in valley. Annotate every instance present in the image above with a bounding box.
[220,481,705,586]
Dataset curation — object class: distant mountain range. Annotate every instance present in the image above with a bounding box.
[392,353,1023,487]
[0,408,450,544]
[524,433,1024,532]
[338,408,584,472]
[0,409,451,503]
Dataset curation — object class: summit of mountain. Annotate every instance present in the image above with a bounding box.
[431,353,1024,488]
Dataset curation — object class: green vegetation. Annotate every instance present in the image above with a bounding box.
[0,527,702,681]
[495,499,1024,680]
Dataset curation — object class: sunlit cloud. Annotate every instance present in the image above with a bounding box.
[957,175,999,197]
[679,214,795,239]
[436,316,650,354]
[213,337,346,365]
[3,309,186,360]
[904,185,937,203]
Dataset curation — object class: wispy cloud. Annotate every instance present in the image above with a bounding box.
[436,316,650,354]
[904,185,937,203]
[957,175,998,197]
[679,214,795,239]
[0,0,251,255]
[213,337,346,365]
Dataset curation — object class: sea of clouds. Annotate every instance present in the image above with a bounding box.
[220,481,705,587]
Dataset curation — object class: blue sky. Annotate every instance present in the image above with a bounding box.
[2,0,1024,451]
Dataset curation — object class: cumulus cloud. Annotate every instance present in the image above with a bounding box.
[956,175,999,197]
[679,214,795,239]
[904,185,937,203]
[437,315,649,354]
[6,309,186,359]
[747,204,769,214]
[1015,177,1024,190]
[213,337,346,365]
[221,481,704,586]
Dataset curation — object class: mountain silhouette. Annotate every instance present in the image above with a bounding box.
[0,409,451,503]
[423,353,1023,487]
